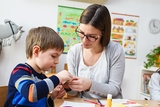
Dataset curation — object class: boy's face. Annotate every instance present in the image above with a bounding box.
[35,48,63,71]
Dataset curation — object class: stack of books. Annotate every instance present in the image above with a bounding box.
[143,73,152,94]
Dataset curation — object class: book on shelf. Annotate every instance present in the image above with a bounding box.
[142,73,152,94]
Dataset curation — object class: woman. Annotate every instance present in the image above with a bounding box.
[148,68,160,100]
[65,4,125,99]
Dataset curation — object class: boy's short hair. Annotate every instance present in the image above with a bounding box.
[26,26,64,58]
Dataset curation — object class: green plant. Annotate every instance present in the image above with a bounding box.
[144,46,160,69]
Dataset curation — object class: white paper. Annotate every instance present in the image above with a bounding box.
[100,99,143,107]
[60,101,95,107]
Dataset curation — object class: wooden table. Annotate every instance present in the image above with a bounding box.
[54,98,160,107]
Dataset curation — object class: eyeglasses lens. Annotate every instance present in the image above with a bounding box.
[75,29,97,42]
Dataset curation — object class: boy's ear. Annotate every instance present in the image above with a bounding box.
[33,46,40,57]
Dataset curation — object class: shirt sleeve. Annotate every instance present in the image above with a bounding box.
[67,44,81,96]
[148,73,160,100]
[67,43,81,76]
[47,96,54,107]
[12,65,59,102]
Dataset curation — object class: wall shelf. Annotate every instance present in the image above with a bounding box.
[139,66,158,100]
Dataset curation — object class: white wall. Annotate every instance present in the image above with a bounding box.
[0,0,160,99]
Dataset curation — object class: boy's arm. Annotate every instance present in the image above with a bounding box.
[12,68,59,102]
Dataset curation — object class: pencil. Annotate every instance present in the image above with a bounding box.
[84,99,99,105]
[84,99,105,106]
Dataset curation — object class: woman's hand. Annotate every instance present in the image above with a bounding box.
[67,76,92,92]
[50,84,66,100]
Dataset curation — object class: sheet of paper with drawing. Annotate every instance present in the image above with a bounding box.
[100,99,143,107]
[60,101,95,107]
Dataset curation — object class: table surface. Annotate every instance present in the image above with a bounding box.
[54,98,160,107]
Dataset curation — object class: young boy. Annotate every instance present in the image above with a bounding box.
[4,26,73,107]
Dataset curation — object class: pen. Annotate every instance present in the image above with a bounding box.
[97,99,102,105]
[97,99,105,107]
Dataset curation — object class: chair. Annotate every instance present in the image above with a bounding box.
[64,63,68,71]
[0,86,8,107]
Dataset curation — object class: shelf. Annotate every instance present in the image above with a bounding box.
[140,92,150,97]
[139,93,150,100]
[141,66,158,72]
[139,66,155,100]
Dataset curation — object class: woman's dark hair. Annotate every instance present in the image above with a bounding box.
[79,4,111,47]
[156,68,160,74]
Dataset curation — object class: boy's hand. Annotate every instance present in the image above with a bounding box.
[50,85,66,100]
[55,70,73,83]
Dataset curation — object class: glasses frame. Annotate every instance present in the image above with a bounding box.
[75,27,101,42]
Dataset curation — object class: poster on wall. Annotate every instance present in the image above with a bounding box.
[57,6,84,53]
[111,12,139,59]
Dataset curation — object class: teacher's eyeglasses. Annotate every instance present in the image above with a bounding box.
[75,27,101,42]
